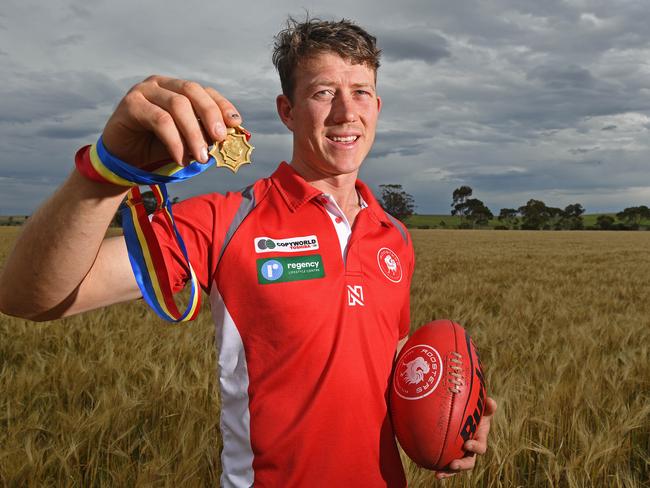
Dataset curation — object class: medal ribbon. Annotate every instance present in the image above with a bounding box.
[86,130,251,322]
[121,184,201,322]
[91,136,215,186]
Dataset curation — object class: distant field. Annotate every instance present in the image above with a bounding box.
[3,213,649,230]
[403,213,650,229]
[1,228,649,486]
[0,216,28,226]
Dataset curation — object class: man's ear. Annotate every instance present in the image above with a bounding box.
[377,95,382,114]
[276,94,294,132]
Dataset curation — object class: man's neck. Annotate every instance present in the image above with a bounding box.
[289,160,363,225]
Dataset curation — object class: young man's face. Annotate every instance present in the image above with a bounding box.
[277,52,382,179]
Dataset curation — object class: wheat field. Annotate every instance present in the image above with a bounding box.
[1,227,649,487]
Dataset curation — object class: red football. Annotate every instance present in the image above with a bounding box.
[390,319,487,470]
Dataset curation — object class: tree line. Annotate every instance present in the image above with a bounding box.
[378,184,650,231]
[3,186,647,231]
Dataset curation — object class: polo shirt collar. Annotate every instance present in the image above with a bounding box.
[270,162,392,226]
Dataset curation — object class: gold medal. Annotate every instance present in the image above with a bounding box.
[209,126,254,173]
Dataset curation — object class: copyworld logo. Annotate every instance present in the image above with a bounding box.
[254,235,319,253]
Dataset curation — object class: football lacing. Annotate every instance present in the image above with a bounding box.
[448,351,464,394]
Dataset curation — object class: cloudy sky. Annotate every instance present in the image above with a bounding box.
[1,0,649,215]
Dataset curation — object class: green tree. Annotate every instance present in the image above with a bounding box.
[617,206,650,227]
[596,214,615,230]
[465,198,494,227]
[560,203,585,230]
[498,208,519,229]
[518,199,550,230]
[451,186,473,221]
[378,184,415,221]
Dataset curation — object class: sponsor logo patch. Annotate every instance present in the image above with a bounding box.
[254,235,319,253]
[394,345,443,400]
[377,247,402,283]
[257,255,325,284]
[347,285,364,306]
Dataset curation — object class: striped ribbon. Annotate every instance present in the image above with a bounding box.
[86,136,232,322]
[90,131,252,322]
[92,136,216,186]
[120,184,202,322]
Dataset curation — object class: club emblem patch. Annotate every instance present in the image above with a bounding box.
[377,247,402,283]
[394,345,443,400]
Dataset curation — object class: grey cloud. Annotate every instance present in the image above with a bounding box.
[378,29,450,64]
[233,99,287,136]
[568,147,599,155]
[0,71,121,123]
[527,65,596,90]
[1,0,649,215]
[53,34,84,47]
[68,4,93,19]
[447,159,632,196]
[574,159,602,166]
[370,130,431,158]
[36,125,100,139]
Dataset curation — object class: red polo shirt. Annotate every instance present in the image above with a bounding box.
[151,162,414,487]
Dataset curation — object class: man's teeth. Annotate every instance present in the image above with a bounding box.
[329,135,358,142]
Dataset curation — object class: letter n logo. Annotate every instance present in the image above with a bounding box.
[347,285,364,306]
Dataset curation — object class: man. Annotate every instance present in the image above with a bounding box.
[0,17,495,487]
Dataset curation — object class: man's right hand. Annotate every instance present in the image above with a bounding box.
[0,75,242,321]
[102,75,243,168]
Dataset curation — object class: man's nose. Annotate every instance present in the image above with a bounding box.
[330,93,357,124]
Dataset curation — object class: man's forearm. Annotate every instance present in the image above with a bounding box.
[0,169,128,319]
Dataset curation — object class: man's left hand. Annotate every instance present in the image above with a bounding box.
[435,396,498,480]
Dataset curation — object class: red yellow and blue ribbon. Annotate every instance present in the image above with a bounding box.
[75,136,245,322]
[120,184,202,322]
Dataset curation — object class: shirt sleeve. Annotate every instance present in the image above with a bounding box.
[398,228,415,340]
[149,191,243,295]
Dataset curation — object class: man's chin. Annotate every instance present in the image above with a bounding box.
[327,161,363,177]
[324,153,367,174]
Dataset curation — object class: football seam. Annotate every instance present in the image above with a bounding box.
[436,321,457,469]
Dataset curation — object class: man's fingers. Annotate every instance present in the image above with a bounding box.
[121,90,185,165]
[153,77,242,139]
[154,77,231,142]
[476,397,497,443]
[104,75,243,168]
[463,396,497,455]
[484,396,498,417]
[433,453,477,480]
[139,84,210,164]
[437,396,496,480]
[449,454,476,471]
[205,86,243,127]
[435,471,457,480]
[465,438,488,455]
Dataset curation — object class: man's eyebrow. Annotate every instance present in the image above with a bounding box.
[309,80,375,91]
[351,82,375,91]
[309,79,336,87]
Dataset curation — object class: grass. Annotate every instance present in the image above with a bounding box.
[1,227,649,486]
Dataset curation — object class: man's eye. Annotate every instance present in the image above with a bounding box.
[314,89,334,99]
[355,90,371,96]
